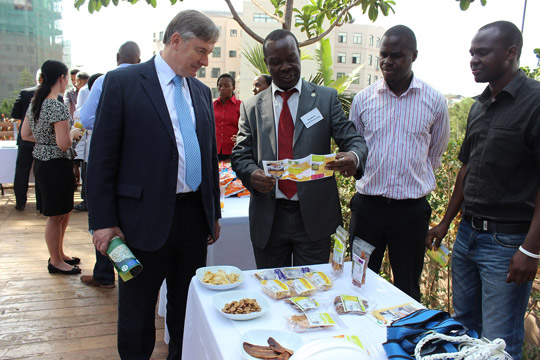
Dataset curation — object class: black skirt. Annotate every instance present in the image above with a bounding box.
[34,158,75,216]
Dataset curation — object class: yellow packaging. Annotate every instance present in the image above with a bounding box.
[260,279,290,299]
[286,278,316,297]
[305,271,333,291]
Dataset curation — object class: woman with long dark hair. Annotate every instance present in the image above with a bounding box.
[21,60,83,275]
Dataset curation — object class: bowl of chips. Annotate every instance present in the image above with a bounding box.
[196,265,244,290]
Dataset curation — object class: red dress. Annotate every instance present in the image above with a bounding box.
[213,95,241,155]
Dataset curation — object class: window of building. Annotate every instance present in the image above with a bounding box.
[336,72,345,79]
[367,74,372,85]
[338,32,347,43]
[352,77,360,84]
[230,29,237,37]
[337,53,346,64]
[352,53,361,64]
[198,67,206,78]
[368,55,373,66]
[369,35,374,46]
[253,13,278,23]
[212,88,219,98]
[153,33,156,41]
[376,37,381,48]
[229,50,237,58]
[374,76,379,82]
[159,31,164,41]
[229,71,236,79]
[211,68,220,78]
[212,47,221,58]
[375,56,380,69]
[353,33,362,44]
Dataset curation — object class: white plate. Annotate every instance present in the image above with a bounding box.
[291,338,370,360]
[240,329,304,360]
[196,265,244,290]
[213,290,269,321]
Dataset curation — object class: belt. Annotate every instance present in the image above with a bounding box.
[176,190,200,201]
[465,215,530,234]
[361,194,426,205]
[275,198,300,208]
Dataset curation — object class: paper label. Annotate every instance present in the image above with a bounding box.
[290,297,319,311]
[333,239,345,264]
[352,253,365,283]
[309,272,331,287]
[300,108,323,128]
[306,312,336,326]
[340,295,366,312]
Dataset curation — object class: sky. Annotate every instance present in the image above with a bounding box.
[61,0,539,97]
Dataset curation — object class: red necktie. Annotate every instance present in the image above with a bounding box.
[277,89,297,199]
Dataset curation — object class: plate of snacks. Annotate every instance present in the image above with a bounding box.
[213,290,269,320]
[240,329,303,360]
[196,265,244,290]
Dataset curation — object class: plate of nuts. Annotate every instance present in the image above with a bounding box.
[213,290,269,320]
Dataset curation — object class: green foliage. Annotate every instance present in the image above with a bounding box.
[448,97,474,141]
[0,99,14,118]
[457,0,487,11]
[241,44,268,76]
[521,48,540,81]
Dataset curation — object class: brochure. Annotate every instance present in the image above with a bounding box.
[263,153,336,182]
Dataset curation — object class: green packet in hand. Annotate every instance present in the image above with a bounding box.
[427,244,450,267]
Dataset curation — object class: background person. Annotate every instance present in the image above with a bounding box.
[231,29,367,269]
[252,74,272,95]
[20,60,83,275]
[214,73,241,161]
[64,69,80,118]
[86,11,220,359]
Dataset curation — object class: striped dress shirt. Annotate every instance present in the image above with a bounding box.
[350,76,450,200]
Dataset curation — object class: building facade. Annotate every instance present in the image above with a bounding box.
[0,0,68,101]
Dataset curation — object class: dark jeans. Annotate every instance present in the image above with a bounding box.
[117,192,208,360]
[93,250,115,285]
[14,145,34,207]
[253,199,331,269]
[80,161,87,201]
[349,193,431,301]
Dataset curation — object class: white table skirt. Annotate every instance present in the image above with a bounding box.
[0,141,18,184]
[181,262,423,360]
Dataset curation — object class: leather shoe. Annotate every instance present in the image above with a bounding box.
[80,275,115,288]
[48,257,80,266]
[48,263,81,275]
[15,205,25,211]
[74,201,87,211]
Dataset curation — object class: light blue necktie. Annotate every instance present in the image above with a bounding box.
[172,75,201,191]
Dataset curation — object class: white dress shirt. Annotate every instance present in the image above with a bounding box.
[154,52,198,194]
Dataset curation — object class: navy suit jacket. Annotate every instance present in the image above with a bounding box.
[87,57,220,251]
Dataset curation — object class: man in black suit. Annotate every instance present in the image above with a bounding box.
[87,10,220,360]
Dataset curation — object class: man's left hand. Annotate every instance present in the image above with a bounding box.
[208,219,221,245]
[507,250,539,284]
[325,152,357,177]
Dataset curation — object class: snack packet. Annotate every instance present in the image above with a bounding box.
[282,267,312,280]
[351,237,375,288]
[253,269,287,281]
[331,226,348,278]
[286,278,316,297]
[260,279,290,299]
[285,296,321,313]
[427,244,450,267]
[305,271,333,291]
[285,312,342,333]
[334,295,369,315]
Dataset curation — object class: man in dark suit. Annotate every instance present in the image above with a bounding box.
[11,73,62,211]
[231,30,367,268]
[86,10,220,359]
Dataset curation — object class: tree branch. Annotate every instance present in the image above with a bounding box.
[251,0,283,23]
[224,0,265,44]
[298,0,363,47]
[282,0,294,30]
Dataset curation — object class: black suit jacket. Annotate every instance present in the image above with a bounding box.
[87,58,220,251]
[11,86,63,148]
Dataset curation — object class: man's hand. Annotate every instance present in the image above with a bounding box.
[93,226,125,255]
[507,250,539,284]
[325,152,357,177]
[425,223,449,250]
[250,169,276,193]
[71,128,83,140]
[208,219,221,245]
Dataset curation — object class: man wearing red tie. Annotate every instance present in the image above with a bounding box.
[232,30,367,268]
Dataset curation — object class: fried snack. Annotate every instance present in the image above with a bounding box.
[334,295,369,315]
[222,298,261,314]
[260,279,290,299]
[202,269,240,285]
[243,338,293,359]
[268,337,293,355]
[351,238,375,288]
[304,271,333,291]
[286,278,316,297]
[285,296,320,313]
[286,313,337,332]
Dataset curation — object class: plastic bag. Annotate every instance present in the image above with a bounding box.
[351,237,375,288]
[331,226,348,278]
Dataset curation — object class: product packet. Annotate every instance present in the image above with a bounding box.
[260,279,290,299]
[285,312,345,333]
[305,271,333,291]
[253,269,287,281]
[427,244,450,267]
[281,267,312,280]
[331,226,348,278]
[285,296,321,313]
[286,278,317,297]
[351,237,375,288]
[334,295,370,315]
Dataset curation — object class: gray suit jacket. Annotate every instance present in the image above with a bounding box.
[231,80,367,249]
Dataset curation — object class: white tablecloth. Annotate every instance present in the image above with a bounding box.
[0,140,18,184]
[182,262,423,359]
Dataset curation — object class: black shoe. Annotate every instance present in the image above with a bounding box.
[48,263,81,275]
[48,257,81,266]
[15,205,25,211]
[74,202,87,211]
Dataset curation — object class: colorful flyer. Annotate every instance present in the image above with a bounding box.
[263,153,337,181]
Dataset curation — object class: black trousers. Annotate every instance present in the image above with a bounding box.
[14,145,34,207]
[349,193,431,301]
[117,191,208,360]
[253,200,331,269]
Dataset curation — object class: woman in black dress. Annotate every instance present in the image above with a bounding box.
[21,60,83,275]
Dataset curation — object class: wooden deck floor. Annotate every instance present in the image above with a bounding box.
[0,188,168,359]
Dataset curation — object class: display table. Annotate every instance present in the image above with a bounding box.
[0,140,18,184]
[181,262,423,359]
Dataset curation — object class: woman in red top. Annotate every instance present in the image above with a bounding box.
[213,74,241,161]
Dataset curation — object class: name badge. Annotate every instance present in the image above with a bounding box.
[300,108,324,128]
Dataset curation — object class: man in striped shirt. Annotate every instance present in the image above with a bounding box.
[349,25,450,301]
